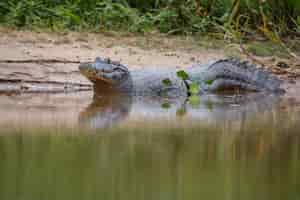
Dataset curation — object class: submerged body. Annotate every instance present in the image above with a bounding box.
[79,57,284,97]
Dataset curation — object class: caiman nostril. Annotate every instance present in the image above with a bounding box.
[78,64,84,71]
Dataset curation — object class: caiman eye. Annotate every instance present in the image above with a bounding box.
[114,68,127,74]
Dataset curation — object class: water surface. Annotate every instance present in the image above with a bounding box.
[0,91,299,200]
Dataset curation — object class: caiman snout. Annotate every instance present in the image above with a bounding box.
[78,62,90,72]
[79,57,130,85]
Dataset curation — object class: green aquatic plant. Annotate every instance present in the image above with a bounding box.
[162,78,172,86]
[189,82,200,95]
[176,70,189,80]
[205,79,214,86]
[188,95,200,107]
[161,102,171,109]
[176,70,200,95]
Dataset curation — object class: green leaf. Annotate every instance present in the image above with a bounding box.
[189,82,199,95]
[176,70,189,80]
[161,102,171,109]
[162,78,172,86]
[188,95,200,107]
[205,79,214,85]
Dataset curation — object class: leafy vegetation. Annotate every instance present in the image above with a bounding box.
[0,0,299,40]
[189,82,200,95]
[162,78,172,86]
[176,70,190,80]
[188,95,201,107]
[205,79,214,85]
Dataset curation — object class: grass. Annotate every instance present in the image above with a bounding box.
[224,44,242,59]
[1,0,300,60]
[246,41,280,57]
[0,0,299,37]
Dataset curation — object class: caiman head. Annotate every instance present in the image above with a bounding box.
[79,57,132,93]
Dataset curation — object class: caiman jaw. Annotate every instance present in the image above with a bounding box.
[79,63,112,84]
[81,70,115,84]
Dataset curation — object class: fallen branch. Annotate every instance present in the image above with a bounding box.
[0,78,92,93]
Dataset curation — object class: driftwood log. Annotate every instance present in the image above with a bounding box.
[0,59,92,93]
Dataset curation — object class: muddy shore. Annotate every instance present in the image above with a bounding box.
[0,29,300,129]
[0,29,299,97]
[0,29,223,90]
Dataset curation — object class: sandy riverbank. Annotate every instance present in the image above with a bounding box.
[0,28,299,97]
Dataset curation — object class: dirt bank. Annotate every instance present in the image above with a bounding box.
[0,29,223,88]
[0,28,299,97]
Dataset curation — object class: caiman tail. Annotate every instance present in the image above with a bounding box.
[193,58,285,93]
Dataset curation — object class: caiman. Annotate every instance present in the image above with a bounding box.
[79,57,284,97]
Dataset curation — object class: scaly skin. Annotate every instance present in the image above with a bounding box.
[79,57,284,97]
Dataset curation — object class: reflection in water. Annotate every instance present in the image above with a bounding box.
[0,92,92,129]
[79,92,282,129]
[0,92,300,199]
[79,94,132,129]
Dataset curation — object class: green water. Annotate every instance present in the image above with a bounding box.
[0,92,300,200]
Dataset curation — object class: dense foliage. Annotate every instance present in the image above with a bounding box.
[0,0,299,37]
